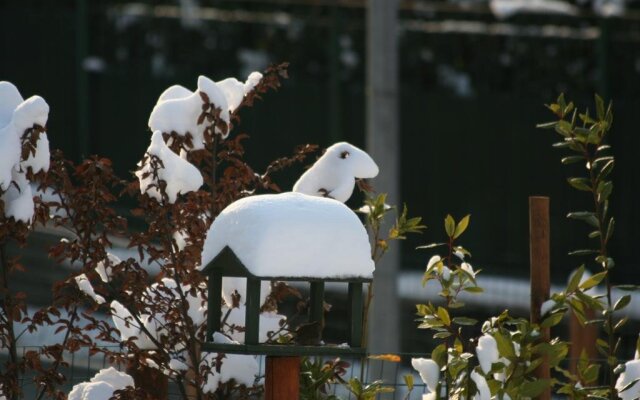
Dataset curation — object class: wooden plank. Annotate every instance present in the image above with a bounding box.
[265,356,301,400]
[529,196,551,400]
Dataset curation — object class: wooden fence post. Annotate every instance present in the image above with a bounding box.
[570,307,598,376]
[265,356,300,400]
[529,196,551,400]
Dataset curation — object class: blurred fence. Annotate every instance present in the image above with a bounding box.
[6,347,432,399]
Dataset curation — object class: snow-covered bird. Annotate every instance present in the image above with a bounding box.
[293,142,379,203]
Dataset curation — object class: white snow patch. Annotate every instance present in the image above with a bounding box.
[476,334,499,374]
[75,274,106,304]
[540,299,556,316]
[293,142,378,203]
[220,277,271,308]
[222,306,285,343]
[244,72,263,94]
[471,370,491,400]
[2,167,34,222]
[201,332,259,393]
[200,192,374,278]
[490,0,577,19]
[68,367,134,400]
[616,359,640,400]
[411,358,439,392]
[96,253,122,283]
[135,131,203,203]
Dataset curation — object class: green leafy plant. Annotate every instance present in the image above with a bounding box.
[537,93,635,399]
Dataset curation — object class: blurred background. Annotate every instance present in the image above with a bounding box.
[2,0,640,357]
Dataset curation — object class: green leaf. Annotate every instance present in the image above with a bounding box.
[595,94,605,120]
[567,211,599,228]
[568,249,598,256]
[580,271,607,290]
[567,177,591,191]
[541,312,564,328]
[520,379,551,397]
[453,214,471,239]
[444,215,455,237]
[494,332,516,358]
[567,266,585,293]
[614,295,631,311]
[597,181,613,203]
[464,286,484,293]
[417,242,446,250]
[433,331,451,339]
[452,317,477,326]
[561,155,584,164]
[598,159,614,181]
[536,121,557,129]
[616,285,640,291]
[437,307,451,326]
[403,374,414,391]
[431,343,447,367]
[606,218,615,242]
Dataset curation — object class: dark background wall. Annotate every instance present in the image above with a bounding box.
[1,0,639,284]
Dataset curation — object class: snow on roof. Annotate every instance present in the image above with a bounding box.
[200,192,374,279]
[293,142,378,203]
[135,131,203,203]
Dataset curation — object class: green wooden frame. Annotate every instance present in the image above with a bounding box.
[201,246,371,356]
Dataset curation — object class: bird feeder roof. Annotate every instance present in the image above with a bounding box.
[199,192,374,280]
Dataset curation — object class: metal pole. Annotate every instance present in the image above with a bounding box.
[366,0,400,355]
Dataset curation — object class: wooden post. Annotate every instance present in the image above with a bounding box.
[570,308,598,376]
[265,356,300,400]
[529,196,551,400]
[127,358,168,400]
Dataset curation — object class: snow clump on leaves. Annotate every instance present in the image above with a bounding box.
[293,142,378,203]
[68,367,134,400]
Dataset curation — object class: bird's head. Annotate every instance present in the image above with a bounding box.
[323,142,379,179]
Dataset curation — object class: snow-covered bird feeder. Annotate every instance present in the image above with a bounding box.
[200,192,374,356]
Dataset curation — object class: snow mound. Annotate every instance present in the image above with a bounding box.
[293,142,378,203]
[200,192,374,278]
[470,370,490,400]
[148,72,263,148]
[0,81,50,219]
[616,359,640,400]
[68,367,134,400]
[476,334,499,374]
[490,0,577,19]
[75,274,105,304]
[411,358,439,392]
[1,168,34,222]
[202,332,259,393]
[135,131,203,203]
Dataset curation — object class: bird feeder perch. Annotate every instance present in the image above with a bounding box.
[199,192,376,357]
[201,246,371,356]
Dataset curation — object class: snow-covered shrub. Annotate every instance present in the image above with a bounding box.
[0,65,324,399]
